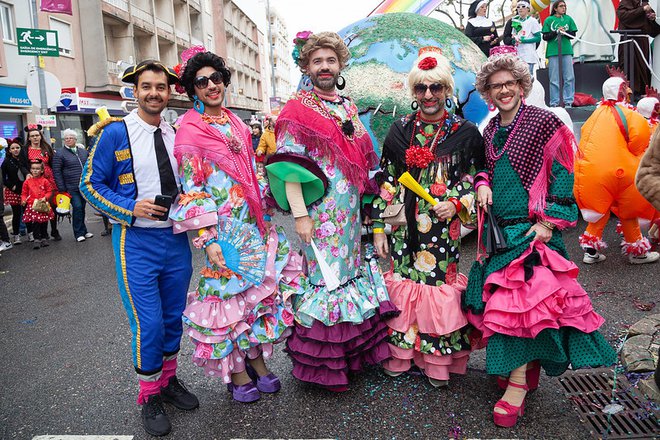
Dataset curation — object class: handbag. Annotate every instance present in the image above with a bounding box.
[380,203,406,226]
[32,198,51,214]
[484,205,507,255]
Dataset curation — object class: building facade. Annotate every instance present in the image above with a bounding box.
[267,5,293,113]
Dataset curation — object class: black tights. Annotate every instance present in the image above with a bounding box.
[29,222,48,240]
[10,205,21,235]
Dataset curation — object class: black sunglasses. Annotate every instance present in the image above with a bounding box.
[413,83,446,96]
[194,71,225,89]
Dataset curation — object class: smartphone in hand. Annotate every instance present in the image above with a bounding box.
[153,194,173,221]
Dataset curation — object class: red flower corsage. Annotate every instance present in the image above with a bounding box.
[405,145,435,169]
[418,56,437,71]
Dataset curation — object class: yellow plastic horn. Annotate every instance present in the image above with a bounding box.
[96,106,110,121]
[398,172,439,206]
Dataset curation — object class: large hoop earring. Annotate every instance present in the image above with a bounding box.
[300,75,313,92]
[445,97,453,110]
[411,100,419,110]
[488,100,496,112]
[336,75,346,90]
[193,95,205,114]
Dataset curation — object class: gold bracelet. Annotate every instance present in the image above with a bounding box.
[373,227,385,234]
[539,220,555,230]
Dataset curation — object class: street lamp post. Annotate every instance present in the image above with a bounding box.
[30,0,50,140]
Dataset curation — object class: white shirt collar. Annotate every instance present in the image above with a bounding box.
[126,108,167,134]
[468,16,493,27]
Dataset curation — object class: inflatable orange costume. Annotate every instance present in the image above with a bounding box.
[574,77,659,263]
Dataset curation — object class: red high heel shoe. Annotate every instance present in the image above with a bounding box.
[493,382,528,428]
[496,361,541,391]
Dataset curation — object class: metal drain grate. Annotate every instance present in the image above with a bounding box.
[560,369,659,439]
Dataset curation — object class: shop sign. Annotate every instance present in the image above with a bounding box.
[0,85,32,107]
[35,115,57,127]
[57,87,79,111]
[77,92,124,114]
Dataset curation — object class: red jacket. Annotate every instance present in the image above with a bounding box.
[21,176,53,205]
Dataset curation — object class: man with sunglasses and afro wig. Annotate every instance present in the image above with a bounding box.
[80,60,197,437]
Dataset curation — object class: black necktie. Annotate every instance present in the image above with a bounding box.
[154,127,178,198]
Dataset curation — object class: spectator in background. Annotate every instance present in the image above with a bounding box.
[256,115,276,162]
[52,129,92,242]
[21,125,61,241]
[465,0,500,57]
[0,138,12,252]
[505,1,542,76]
[250,122,262,154]
[1,138,28,246]
[617,0,660,99]
[542,0,577,107]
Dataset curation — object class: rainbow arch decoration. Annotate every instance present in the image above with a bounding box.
[368,0,443,16]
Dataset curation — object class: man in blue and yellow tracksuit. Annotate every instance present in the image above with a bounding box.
[80,60,197,437]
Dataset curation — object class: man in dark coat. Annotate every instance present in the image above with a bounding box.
[617,0,660,98]
[52,129,91,241]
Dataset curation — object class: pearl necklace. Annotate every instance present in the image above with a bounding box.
[487,105,526,162]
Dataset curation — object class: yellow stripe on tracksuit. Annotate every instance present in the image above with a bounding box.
[119,226,142,369]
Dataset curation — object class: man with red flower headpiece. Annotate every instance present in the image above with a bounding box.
[267,31,397,391]
[371,47,484,388]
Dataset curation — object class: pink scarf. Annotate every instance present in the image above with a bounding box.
[275,91,377,193]
[174,108,266,234]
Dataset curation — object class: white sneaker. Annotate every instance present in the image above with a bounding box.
[13,235,21,245]
[76,236,85,242]
[629,251,660,264]
[0,241,12,251]
[28,232,34,242]
[84,232,94,239]
[583,251,606,264]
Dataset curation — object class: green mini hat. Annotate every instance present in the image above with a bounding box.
[266,154,328,211]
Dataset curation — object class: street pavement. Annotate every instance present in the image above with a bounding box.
[0,210,657,440]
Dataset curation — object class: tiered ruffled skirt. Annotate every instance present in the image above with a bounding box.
[383,272,473,381]
[183,227,303,383]
[467,241,617,376]
[285,251,398,387]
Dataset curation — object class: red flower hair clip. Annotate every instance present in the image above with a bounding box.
[418,57,437,71]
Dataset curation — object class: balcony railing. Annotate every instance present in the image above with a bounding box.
[103,0,128,12]
[155,18,174,34]
[131,5,153,23]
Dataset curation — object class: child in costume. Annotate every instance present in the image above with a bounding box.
[21,160,54,249]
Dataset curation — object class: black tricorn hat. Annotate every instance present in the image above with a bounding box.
[121,60,179,85]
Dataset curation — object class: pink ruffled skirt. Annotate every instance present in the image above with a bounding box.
[476,241,605,340]
[383,271,472,381]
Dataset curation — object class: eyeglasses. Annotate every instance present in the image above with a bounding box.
[194,71,225,89]
[413,83,446,96]
[486,80,519,91]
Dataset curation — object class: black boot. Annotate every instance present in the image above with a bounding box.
[161,376,199,411]
[50,220,62,241]
[141,394,171,436]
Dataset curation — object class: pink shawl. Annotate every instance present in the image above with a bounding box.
[174,108,266,234]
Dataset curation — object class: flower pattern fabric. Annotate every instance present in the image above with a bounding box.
[171,121,302,382]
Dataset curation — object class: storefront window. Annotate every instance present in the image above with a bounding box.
[0,114,22,139]
[53,114,94,149]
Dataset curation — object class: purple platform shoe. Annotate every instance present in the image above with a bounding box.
[226,381,260,403]
[246,364,281,393]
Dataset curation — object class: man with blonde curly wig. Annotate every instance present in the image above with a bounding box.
[463,51,616,428]
[371,47,484,388]
[267,31,396,391]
